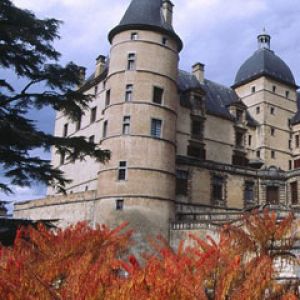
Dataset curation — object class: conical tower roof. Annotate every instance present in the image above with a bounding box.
[108,0,183,51]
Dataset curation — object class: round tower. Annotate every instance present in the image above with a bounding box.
[95,0,183,245]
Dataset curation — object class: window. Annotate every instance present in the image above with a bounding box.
[296,135,300,148]
[90,107,97,123]
[95,85,98,95]
[103,120,108,138]
[270,107,275,115]
[272,85,276,93]
[153,87,164,104]
[289,160,292,170]
[127,53,136,70]
[105,89,111,107]
[289,140,292,149]
[176,170,188,196]
[162,37,168,45]
[187,144,206,160]
[236,109,243,122]
[131,32,138,40]
[191,119,203,139]
[271,150,275,159]
[76,114,82,131]
[235,131,244,148]
[256,150,260,158]
[151,118,162,138]
[89,135,95,143]
[256,106,260,114]
[125,84,133,102]
[118,161,127,181]
[244,181,255,204]
[193,95,202,109]
[60,151,65,165]
[116,199,124,210]
[248,135,252,146]
[295,159,300,169]
[212,175,225,204]
[291,182,298,204]
[286,91,290,98]
[251,86,256,93]
[63,123,68,137]
[270,127,275,136]
[123,116,131,135]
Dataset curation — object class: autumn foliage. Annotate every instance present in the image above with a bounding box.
[0,210,299,299]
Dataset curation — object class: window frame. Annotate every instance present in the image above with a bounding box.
[125,84,133,102]
[90,107,97,123]
[150,118,162,138]
[131,32,138,41]
[116,199,124,210]
[117,161,127,181]
[105,89,111,107]
[152,86,164,105]
[122,115,131,135]
[127,53,136,71]
[103,120,108,138]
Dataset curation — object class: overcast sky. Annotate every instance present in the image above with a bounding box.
[2,0,300,204]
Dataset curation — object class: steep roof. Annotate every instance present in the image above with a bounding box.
[108,0,183,51]
[233,48,296,88]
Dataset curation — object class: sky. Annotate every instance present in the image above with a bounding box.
[2,0,300,205]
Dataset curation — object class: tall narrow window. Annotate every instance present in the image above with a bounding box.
[153,87,164,104]
[271,150,275,159]
[248,135,252,146]
[289,160,292,170]
[76,113,82,131]
[63,123,68,137]
[286,91,290,98]
[90,107,97,123]
[151,118,162,138]
[256,150,260,158]
[131,32,138,40]
[191,119,203,139]
[118,161,127,181]
[127,53,136,71]
[289,139,292,149]
[272,85,276,93]
[291,182,298,204]
[116,199,124,210]
[125,84,133,102]
[95,85,98,95]
[251,86,256,93]
[212,175,225,205]
[244,181,255,204]
[256,106,260,114]
[103,120,108,138]
[270,107,275,115]
[162,37,168,45]
[296,135,300,148]
[105,89,111,107]
[176,170,188,196]
[270,127,275,136]
[60,151,65,165]
[123,116,131,135]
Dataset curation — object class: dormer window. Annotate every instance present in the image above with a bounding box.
[236,109,243,122]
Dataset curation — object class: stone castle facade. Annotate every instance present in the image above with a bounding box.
[15,0,300,246]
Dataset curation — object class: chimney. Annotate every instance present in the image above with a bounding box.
[78,67,86,87]
[192,63,205,84]
[95,55,106,78]
[162,0,174,26]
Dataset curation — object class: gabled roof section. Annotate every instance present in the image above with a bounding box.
[108,0,183,51]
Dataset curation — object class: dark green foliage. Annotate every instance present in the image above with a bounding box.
[0,0,110,194]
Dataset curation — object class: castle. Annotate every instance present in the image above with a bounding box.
[15,0,300,247]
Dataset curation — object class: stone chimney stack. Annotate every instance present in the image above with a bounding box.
[78,66,86,87]
[95,55,106,78]
[162,0,174,26]
[192,62,205,84]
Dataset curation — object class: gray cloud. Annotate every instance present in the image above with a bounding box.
[4,0,300,202]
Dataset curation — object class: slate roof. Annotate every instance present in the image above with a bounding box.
[108,0,183,51]
[234,48,296,88]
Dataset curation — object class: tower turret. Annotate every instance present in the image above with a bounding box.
[257,28,271,50]
[96,0,182,247]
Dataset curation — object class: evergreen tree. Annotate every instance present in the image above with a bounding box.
[0,0,110,194]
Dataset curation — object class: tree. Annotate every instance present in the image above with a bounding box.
[0,0,110,194]
[0,210,299,299]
